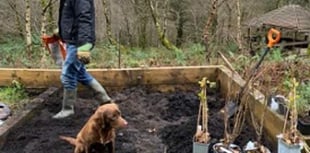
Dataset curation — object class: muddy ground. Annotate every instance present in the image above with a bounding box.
[1,86,274,153]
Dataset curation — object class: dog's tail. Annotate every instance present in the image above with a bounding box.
[59,135,77,146]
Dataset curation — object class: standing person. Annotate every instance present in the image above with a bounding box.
[53,0,112,119]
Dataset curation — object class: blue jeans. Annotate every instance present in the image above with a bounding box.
[61,44,93,89]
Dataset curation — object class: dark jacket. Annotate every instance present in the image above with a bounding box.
[59,0,95,47]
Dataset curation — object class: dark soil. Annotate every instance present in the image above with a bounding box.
[1,87,274,153]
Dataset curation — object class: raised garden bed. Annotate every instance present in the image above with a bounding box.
[0,87,273,153]
[0,66,304,152]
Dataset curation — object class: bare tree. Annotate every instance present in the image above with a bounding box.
[101,0,126,51]
[204,0,218,56]
[25,0,32,52]
[40,0,54,36]
[47,0,55,33]
[6,0,24,37]
[146,0,178,51]
[169,0,190,47]
[236,0,243,52]
[40,0,55,68]
[129,0,150,48]
[119,1,134,47]
[2,0,306,51]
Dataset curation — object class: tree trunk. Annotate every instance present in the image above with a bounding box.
[7,0,24,38]
[171,0,186,48]
[176,12,185,47]
[131,0,148,48]
[236,0,243,52]
[204,0,218,57]
[40,0,47,36]
[101,0,126,51]
[47,1,55,33]
[102,0,112,43]
[226,2,232,42]
[40,0,54,35]
[119,3,133,47]
[40,0,54,68]
[147,0,178,51]
[124,15,133,47]
[25,0,32,53]
[139,17,148,49]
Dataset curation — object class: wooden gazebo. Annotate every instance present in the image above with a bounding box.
[245,5,310,50]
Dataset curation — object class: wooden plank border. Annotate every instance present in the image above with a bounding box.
[0,66,219,88]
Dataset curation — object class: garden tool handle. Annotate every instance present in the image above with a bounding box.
[254,28,280,69]
[267,28,281,48]
[237,28,281,101]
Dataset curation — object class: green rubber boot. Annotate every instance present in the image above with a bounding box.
[52,89,76,119]
[88,79,112,105]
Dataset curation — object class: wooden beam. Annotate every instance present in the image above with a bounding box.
[0,66,219,89]
[275,41,310,47]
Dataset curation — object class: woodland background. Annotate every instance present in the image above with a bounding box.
[0,0,309,68]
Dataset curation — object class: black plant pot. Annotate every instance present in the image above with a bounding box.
[297,116,310,136]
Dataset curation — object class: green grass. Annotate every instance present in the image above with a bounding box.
[0,37,26,67]
[0,36,210,68]
[0,34,47,68]
[89,42,206,68]
[0,37,254,69]
[0,80,28,109]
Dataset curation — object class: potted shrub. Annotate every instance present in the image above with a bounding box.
[296,82,310,135]
[193,77,211,153]
[244,93,272,153]
[211,88,243,153]
[211,68,249,153]
[277,78,303,153]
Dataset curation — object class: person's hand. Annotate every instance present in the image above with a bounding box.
[77,43,92,64]
[53,28,59,37]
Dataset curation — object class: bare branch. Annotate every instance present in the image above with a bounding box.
[6,0,26,21]
[42,0,55,14]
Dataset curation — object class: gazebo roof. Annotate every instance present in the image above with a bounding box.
[245,5,310,32]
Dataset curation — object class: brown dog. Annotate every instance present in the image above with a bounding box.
[59,103,127,153]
